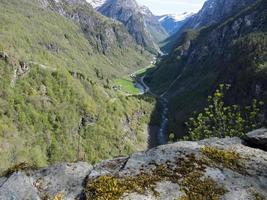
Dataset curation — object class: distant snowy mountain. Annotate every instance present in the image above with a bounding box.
[158,12,194,34]
[159,12,194,23]
[86,0,106,8]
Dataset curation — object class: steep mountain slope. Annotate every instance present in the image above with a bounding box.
[97,0,168,53]
[0,0,155,173]
[163,0,257,53]
[187,0,256,29]
[158,12,193,35]
[45,0,136,55]
[139,5,169,45]
[146,0,267,136]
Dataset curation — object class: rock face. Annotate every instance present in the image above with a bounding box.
[96,0,168,53]
[0,129,267,199]
[42,0,137,54]
[163,0,257,53]
[244,129,267,151]
[0,162,92,200]
[206,0,255,27]
[186,0,256,29]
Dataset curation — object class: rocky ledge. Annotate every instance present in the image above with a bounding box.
[0,129,267,200]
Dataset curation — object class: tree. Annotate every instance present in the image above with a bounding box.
[185,84,264,141]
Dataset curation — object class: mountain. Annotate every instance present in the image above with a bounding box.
[85,0,106,8]
[96,0,168,53]
[158,12,194,35]
[0,0,156,173]
[47,0,137,54]
[139,5,169,45]
[186,0,256,29]
[145,0,267,136]
[1,129,267,199]
[163,0,257,53]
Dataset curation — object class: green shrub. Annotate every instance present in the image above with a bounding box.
[185,84,264,140]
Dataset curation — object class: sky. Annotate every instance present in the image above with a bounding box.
[136,0,207,15]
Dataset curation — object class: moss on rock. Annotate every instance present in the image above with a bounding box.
[85,154,226,200]
[201,146,242,170]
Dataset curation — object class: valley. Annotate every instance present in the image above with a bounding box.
[0,0,266,198]
[114,57,176,147]
[0,0,158,173]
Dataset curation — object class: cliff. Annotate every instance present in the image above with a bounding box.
[0,129,266,199]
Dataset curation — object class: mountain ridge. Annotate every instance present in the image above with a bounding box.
[95,0,168,53]
[146,0,267,136]
[162,0,258,53]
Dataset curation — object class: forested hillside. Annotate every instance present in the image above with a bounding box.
[0,0,155,173]
[145,0,267,136]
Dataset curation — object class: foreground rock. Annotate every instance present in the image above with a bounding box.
[244,128,267,151]
[0,129,266,200]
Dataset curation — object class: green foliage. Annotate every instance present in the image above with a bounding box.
[168,133,175,143]
[185,85,264,140]
[0,162,37,177]
[0,0,155,173]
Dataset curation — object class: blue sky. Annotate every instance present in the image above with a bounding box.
[136,0,207,15]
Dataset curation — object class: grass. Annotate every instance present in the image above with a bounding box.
[114,78,141,95]
[114,63,156,95]
[134,64,156,77]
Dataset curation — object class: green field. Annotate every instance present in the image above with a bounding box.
[114,78,140,95]
[114,64,156,95]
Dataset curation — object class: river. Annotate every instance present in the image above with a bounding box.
[157,97,169,145]
[133,68,169,146]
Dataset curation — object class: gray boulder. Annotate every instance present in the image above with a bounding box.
[33,162,92,199]
[244,128,267,151]
[0,172,40,200]
[0,162,92,200]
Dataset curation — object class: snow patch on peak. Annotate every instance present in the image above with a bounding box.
[159,12,194,22]
[86,0,106,8]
